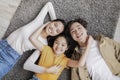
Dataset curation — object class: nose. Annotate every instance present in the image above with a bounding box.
[75,29,80,34]
[57,44,62,48]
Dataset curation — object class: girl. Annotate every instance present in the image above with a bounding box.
[0,2,65,79]
[24,21,93,80]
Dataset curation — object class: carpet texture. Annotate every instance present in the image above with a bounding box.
[0,0,21,39]
[2,0,120,80]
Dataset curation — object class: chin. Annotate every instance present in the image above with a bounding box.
[56,52,62,55]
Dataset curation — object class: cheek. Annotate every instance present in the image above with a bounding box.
[46,26,49,31]
[71,34,76,39]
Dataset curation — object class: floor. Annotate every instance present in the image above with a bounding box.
[0,0,21,39]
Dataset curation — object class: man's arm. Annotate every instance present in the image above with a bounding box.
[67,36,93,67]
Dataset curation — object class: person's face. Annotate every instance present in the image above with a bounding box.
[46,21,64,36]
[53,36,68,55]
[70,22,88,43]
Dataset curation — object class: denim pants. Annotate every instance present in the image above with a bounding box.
[0,40,20,79]
[30,75,40,80]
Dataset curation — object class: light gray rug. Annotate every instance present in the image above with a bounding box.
[0,0,21,39]
[2,0,120,80]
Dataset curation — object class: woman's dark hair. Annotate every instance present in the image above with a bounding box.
[47,19,66,47]
[52,19,66,29]
[48,33,69,47]
[47,19,66,42]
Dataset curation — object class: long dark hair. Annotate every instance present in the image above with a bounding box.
[66,18,88,46]
[47,32,74,58]
[64,18,88,58]
[47,19,66,45]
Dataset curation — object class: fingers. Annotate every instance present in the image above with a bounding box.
[53,65,62,74]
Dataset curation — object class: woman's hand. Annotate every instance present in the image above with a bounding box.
[46,65,62,74]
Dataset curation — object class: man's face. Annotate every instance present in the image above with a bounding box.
[70,22,88,43]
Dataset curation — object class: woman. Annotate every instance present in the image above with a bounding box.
[0,2,65,79]
[66,18,120,80]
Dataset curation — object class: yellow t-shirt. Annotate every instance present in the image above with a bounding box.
[35,46,70,80]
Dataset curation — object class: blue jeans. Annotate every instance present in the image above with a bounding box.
[30,75,40,80]
[0,40,20,79]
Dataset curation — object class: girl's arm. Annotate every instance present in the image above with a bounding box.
[67,36,93,67]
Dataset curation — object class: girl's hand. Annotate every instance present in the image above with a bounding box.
[46,65,62,74]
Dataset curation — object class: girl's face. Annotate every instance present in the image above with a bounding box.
[70,22,88,43]
[46,21,64,36]
[53,36,68,55]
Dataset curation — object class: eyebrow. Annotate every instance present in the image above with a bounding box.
[70,24,80,31]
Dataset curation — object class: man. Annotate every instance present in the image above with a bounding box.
[66,18,120,80]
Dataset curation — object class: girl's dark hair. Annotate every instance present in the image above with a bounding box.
[48,33,69,47]
[48,32,73,58]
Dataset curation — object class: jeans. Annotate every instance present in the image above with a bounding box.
[30,75,40,80]
[0,40,20,79]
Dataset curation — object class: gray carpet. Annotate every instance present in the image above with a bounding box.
[2,0,120,80]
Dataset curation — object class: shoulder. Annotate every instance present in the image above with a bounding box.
[42,45,52,51]
[94,34,111,41]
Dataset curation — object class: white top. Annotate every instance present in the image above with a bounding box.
[86,40,120,80]
[23,2,57,74]
[6,25,48,55]
[6,2,56,55]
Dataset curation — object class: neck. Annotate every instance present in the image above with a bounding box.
[41,29,48,39]
[78,35,89,47]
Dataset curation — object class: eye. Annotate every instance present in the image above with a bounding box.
[54,41,58,44]
[78,27,81,30]
[54,23,58,27]
[71,30,75,34]
[56,29,60,33]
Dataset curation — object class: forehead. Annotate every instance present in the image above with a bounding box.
[54,21,62,25]
[54,21,64,28]
[70,22,83,30]
[55,36,67,43]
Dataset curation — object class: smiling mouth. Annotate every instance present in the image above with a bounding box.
[55,48,62,52]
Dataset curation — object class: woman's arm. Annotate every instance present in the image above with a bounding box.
[23,50,46,73]
[24,50,62,74]
[21,2,56,34]
[67,36,93,67]
[32,2,56,25]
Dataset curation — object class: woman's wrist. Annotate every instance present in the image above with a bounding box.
[43,67,48,73]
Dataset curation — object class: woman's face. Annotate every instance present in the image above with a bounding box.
[53,36,68,55]
[46,21,64,36]
[70,22,88,43]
